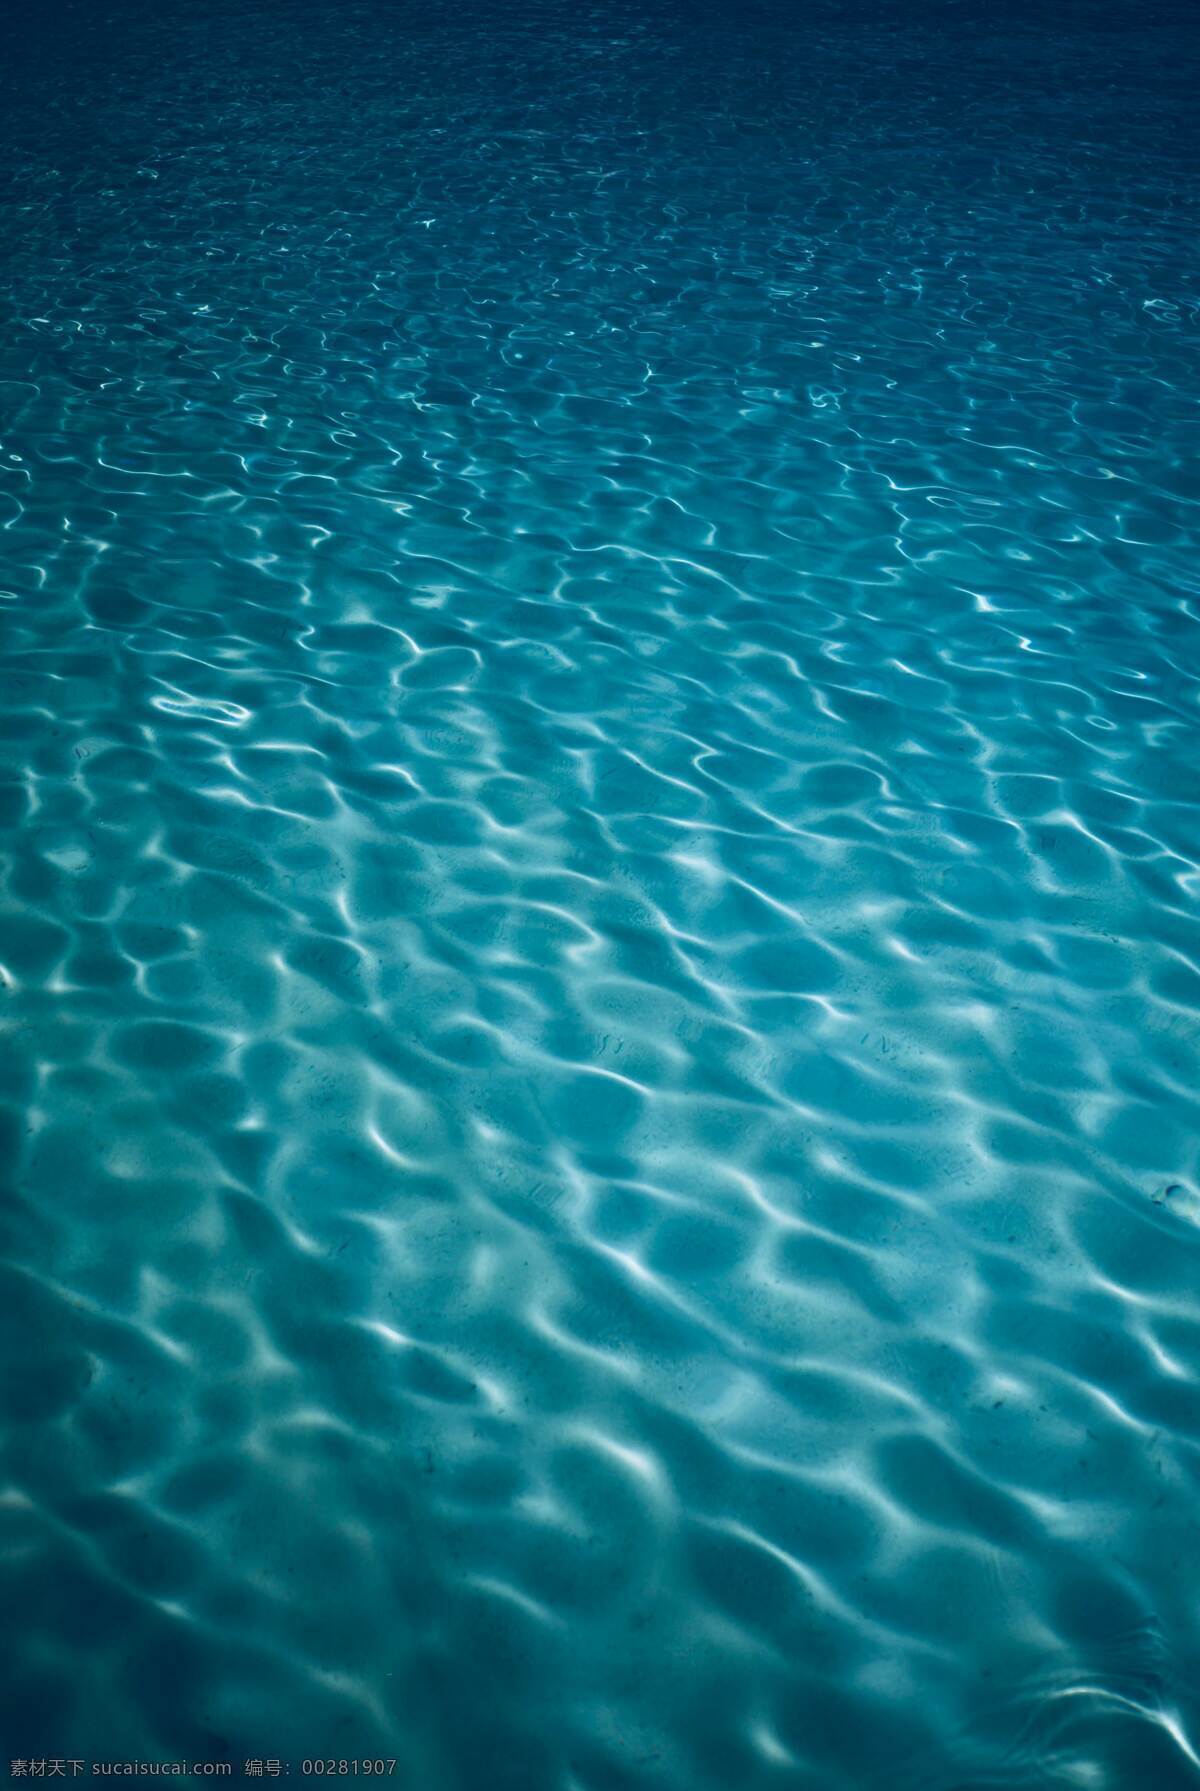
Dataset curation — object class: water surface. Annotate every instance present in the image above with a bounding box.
[2,0,1199,1783]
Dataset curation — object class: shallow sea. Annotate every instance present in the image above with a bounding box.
[1,0,1199,1783]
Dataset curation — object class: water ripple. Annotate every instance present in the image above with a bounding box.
[1,0,1199,1782]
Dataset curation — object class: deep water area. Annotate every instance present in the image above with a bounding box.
[1,0,1199,1783]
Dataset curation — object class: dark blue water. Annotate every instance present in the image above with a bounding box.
[2,0,1199,1782]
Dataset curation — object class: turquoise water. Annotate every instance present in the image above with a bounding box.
[2,0,1199,1782]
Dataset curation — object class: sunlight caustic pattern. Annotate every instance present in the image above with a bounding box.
[1,0,1198,1784]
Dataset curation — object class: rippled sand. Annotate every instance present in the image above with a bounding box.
[2,0,1199,1782]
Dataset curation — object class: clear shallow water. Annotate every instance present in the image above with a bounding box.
[1,0,1199,1780]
